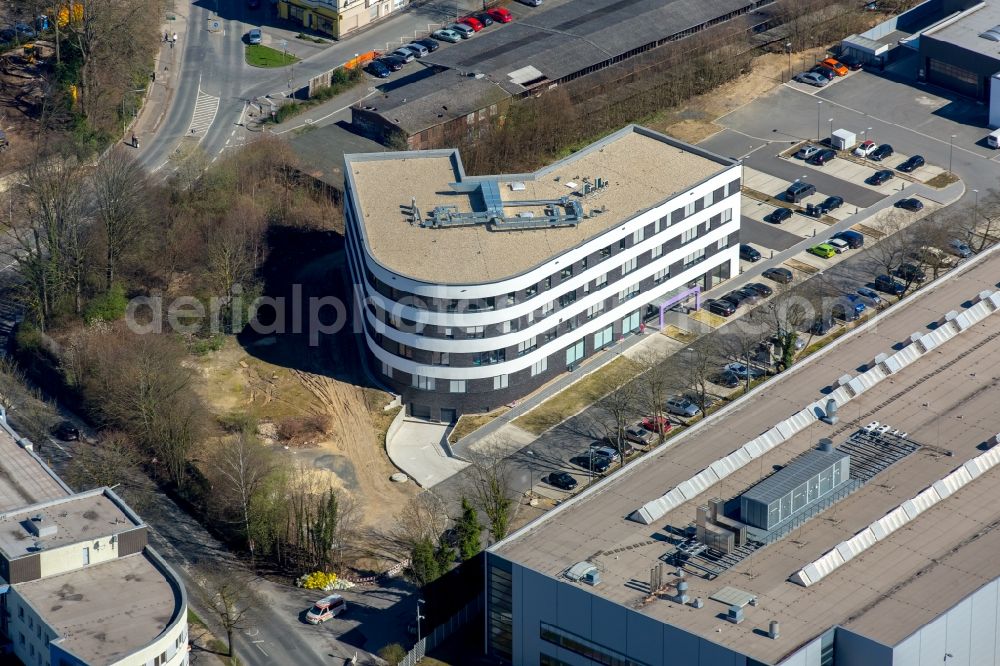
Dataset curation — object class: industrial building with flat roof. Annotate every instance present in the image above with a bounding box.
[344,125,741,420]
[0,416,188,666]
[486,255,1000,666]
[351,0,785,148]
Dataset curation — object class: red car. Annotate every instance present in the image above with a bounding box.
[641,416,672,435]
[460,16,484,31]
[487,7,513,22]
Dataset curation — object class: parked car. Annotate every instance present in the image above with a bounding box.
[517,0,542,6]
[712,370,741,388]
[834,294,866,319]
[390,47,416,62]
[810,316,836,335]
[641,415,672,435]
[870,144,894,161]
[458,16,484,31]
[874,274,906,295]
[853,140,877,157]
[448,22,475,38]
[487,6,514,22]
[704,298,736,317]
[895,197,923,212]
[739,244,761,262]
[724,362,764,379]
[833,229,864,248]
[768,207,793,223]
[819,57,849,76]
[794,71,828,87]
[827,237,850,254]
[665,396,699,418]
[473,12,495,26]
[839,54,863,70]
[897,155,925,172]
[808,148,837,166]
[810,65,836,81]
[432,28,463,42]
[892,263,926,283]
[819,195,844,213]
[744,282,773,298]
[910,246,955,269]
[306,595,347,624]
[378,55,406,71]
[868,169,894,185]
[413,38,440,53]
[246,28,262,45]
[547,471,578,491]
[808,243,836,259]
[763,267,793,283]
[785,181,817,203]
[721,289,754,308]
[571,454,611,474]
[52,421,80,441]
[366,59,391,78]
[796,144,821,160]
[948,238,973,258]
[403,42,429,57]
[624,424,654,447]
[857,286,883,306]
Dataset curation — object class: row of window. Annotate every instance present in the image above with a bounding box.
[539,623,650,666]
[363,184,738,313]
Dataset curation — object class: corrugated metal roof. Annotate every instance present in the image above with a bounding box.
[741,448,849,506]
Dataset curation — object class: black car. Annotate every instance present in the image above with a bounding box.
[52,421,80,441]
[870,144,894,161]
[739,244,761,262]
[762,267,793,284]
[366,60,391,78]
[810,65,836,81]
[892,263,926,283]
[810,316,835,335]
[868,169,894,185]
[808,148,837,166]
[768,207,793,223]
[473,12,495,26]
[704,298,736,317]
[413,37,440,53]
[785,181,817,203]
[833,229,864,249]
[874,274,906,295]
[378,55,406,71]
[895,197,923,212]
[712,370,741,389]
[547,471,578,491]
[839,54,863,70]
[721,290,754,308]
[570,454,611,474]
[744,282,773,298]
[897,155,924,172]
[819,195,844,213]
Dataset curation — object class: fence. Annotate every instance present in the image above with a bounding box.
[396,596,483,666]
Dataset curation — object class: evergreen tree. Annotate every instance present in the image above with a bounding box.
[409,536,440,586]
[456,497,482,561]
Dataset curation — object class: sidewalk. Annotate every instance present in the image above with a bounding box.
[128,5,191,154]
[386,417,468,487]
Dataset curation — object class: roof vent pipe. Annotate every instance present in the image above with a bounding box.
[819,438,834,453]
[769,620,780,639]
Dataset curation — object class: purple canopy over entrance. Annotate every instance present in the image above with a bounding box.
[658,286,701,327]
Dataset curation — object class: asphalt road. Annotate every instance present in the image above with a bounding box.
[739,215,802,251]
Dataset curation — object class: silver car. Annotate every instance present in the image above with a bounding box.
[390,48,416,62]
[948,238,972,258]
[448,22,475,38]
[665,396,698,418]
[794,71,828,87]
[432,28,462,43]
[403,42,429,58]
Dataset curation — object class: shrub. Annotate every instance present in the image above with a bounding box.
[277,414,329,440]
[84,284,128,323]
[377,644,407,663]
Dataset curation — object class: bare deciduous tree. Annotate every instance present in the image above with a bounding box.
[466,438,517,543]
[393,492,450,550]
[631,350,673,442]
[198,566,261,659]
[93,147,151,291]
[677,340,724,417]
[591,361,641,459]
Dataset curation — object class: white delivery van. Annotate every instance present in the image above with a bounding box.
[306,594,346,624]
[988,128,1000,149]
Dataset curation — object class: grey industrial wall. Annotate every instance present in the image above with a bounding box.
[919,35,1000,100]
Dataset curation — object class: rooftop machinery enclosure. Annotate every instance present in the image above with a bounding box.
[740,448,851,531]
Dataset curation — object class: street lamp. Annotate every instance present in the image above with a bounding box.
[416,599,425,642]
[974,189,979,219]
[817,100,823,142]
[828,118,834,139]
[949,134,957,174]
[785,42,792,81]
[525,449,536,500]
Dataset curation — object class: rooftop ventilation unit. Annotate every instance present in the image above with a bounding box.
[980,26,1000,41]
[25,515,57,538]
[564,561,601,586]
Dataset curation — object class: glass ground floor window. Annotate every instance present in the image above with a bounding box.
[621,309,640,335]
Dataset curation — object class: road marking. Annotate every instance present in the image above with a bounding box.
[188,85,221,139]
[252,640,268,656]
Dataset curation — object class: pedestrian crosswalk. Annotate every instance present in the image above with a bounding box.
[188,88,220,137]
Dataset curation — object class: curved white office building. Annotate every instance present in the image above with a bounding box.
[344,125,742,420]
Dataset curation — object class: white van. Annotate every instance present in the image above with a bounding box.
[306,594,346,624]
[988,128,1000,149]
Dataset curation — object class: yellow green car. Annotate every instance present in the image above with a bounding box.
[808,243,836,259]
